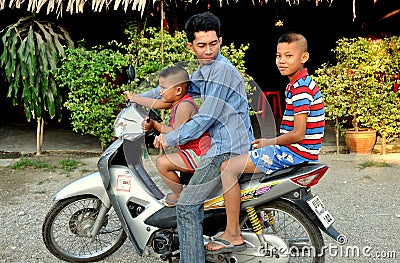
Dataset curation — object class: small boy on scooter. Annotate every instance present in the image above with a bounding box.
[124,66,210,207]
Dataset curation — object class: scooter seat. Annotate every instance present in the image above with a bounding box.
[239,162,309,183]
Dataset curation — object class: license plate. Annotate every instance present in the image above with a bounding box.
[307,195,335,228]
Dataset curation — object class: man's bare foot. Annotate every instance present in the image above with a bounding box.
[205,233,244,251]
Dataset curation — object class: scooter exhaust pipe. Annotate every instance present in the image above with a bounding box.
[228,255,238,263]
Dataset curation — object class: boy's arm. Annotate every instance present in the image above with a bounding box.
[252,113,308,147]
[170,101,197,129]
[124,91,171,109]
[146,101,196,134]
[130,95,171,109]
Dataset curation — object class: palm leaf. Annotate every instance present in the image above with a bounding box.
[58,26,74,48]
[7,64,20,98]
[35,21,58,59]
[35,32,49,72]
[27,25,38,87]
[46,23,65,56]
[4,33,19,80]
[46,84,56,117]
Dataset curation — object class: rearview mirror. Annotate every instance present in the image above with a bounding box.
[127,65,136,83]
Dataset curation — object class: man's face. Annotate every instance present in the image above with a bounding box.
[187,31,222,66]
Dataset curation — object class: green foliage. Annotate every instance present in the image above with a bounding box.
[58,159,80,171]
[10,157,80,172]
[313,36,400,153]
[55,47,128,149]
[0,15,74,121]
[358,161,390,170]
[116,27,252,95]
[59,28,253,148]
[11,157,54,170]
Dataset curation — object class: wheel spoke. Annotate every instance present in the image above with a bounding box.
[239,201,325,263]
[43,196,126,262]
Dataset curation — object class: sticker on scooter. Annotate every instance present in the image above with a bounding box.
[116,174,132,192]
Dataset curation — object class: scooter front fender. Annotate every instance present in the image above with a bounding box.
[53,172,111,208]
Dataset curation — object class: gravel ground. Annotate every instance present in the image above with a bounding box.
[1,152,399,263]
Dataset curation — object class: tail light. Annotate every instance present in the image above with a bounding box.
[291,165,328,187]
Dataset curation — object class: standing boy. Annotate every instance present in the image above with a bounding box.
[205,32,325,253]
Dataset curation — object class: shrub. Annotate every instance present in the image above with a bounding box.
[55,47,128,149]
[313,36,400,154]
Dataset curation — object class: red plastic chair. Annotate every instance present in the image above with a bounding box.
[257,91,283,118]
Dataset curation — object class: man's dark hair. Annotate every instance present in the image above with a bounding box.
[184,12,221,43]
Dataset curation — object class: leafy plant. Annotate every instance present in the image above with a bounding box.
[358,161,390,170]
[116,27,251,90]
[118,27,254,110]
[313,36,400,154]
[55,47,128,149]
[11,157,54,170]
[0,15,74,154]
[58,28,253,148]
[59,159,80,172]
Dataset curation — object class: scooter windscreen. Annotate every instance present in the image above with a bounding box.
[114,103,148,140]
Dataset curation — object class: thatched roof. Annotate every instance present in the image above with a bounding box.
[0,0,155,17]
[0,0,340,19]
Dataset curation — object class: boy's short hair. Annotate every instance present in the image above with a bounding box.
[184,12,221,43]
[159,66,190,89]
[278,32,308,52]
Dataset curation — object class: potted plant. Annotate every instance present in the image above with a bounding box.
[313,36,400,154]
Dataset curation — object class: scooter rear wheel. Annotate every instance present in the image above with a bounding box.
[238,199,325,263]
[42,195,127,262]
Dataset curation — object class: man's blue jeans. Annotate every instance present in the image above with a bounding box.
[176,153,236,263]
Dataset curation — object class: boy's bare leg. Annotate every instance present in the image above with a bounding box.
[206,154,260,250]
[157,153,187,202]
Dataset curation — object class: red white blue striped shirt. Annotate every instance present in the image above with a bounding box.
[280,69,325,161]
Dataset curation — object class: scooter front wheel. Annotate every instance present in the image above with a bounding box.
[42,195,127,262]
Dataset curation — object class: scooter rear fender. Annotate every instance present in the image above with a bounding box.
[53,172,111,208]
[284,189,347,245]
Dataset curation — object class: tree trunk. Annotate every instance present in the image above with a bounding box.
[36,118,44,155]
[380,136,386,155]
[335,117,340,154]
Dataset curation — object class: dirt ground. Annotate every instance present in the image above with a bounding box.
[0,153,100,203]
[1,152,399,263]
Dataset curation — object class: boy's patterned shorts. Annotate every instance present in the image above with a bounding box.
[249,145,309,174]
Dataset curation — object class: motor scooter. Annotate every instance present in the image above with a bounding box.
[42,66,346,263]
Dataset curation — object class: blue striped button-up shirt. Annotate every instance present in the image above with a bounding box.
[142,52,254,158]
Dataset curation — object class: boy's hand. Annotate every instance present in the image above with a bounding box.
[251,138,273,149]
[123,91,134,102]
[142,117,154,132]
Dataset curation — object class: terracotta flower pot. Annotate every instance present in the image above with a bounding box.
[344,128,377,154]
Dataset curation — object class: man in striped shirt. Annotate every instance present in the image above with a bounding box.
[206,32,325,253]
